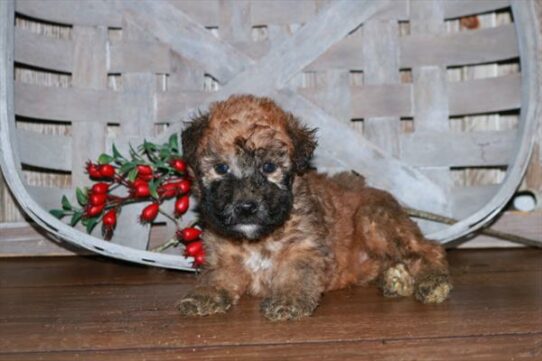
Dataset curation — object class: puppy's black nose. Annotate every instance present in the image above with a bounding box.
[235,200,258,216]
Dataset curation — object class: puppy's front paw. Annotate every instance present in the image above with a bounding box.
[177,288,232,316]
[415,274,452,304]
[260,296,317,321]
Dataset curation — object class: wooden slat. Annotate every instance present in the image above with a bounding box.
[0,250,540,354]
[448,74,521,116]
[14,27,72,73]
[409,0,453,233]
[401,23,518,68]
[70,25,107,193]
[362,20,401,158]
[15,28,171,74]
[16,128,71,171]
[109,40,171,74]
[443,0,511,20]
[14,82,121,123]
[300,74,520,119]
[15,0,122,27]
[400,130,517,167]
[308,24,518,71]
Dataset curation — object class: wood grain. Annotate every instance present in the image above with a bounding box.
[0,249,540,360]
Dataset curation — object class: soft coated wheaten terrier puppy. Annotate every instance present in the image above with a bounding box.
[178,95,451,321]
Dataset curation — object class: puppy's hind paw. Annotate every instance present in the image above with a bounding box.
[415,274,452,304]
[177,288,232,317]
[381,263,414,298]
[260,296,317,321]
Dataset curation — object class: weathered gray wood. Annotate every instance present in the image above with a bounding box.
[14,82,121,123]
[299,74,520,120]
[14,27,73,73]
[401,23,518,68]
[448,74,521,116]
[308,23,518,71]
[169,0,407,27]
[16,129,71,171]
[409,0,452,234]
[443,0,511,20]
[123,0,253,85]
[109,40,171,74]
[362,20,401,158]
[15,0,122,27]
[450,185,500,219]
[15,27,171,74]
[70,26,107,192]
[400,130,517,167]
[219,0,252,44]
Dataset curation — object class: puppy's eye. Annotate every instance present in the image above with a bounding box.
[214,163,229,175]
[262,162,277,174]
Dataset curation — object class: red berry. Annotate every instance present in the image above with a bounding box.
[140,203,159,223]
[184,240,203,257]
[99,164,116,178]
[178,180,191,194]
[132,180,150,198]
[193,251,205,267]
[86,204,105,217]
[171,159,187,173]
[137,165,153,176]
[89,193,107,206]
[91,183,109,194]
[175,195,189,216]
[86,162,102,179]
[158,183,177,199]
[136,165,154,181]
[178,227,202,242]
[102,210,117,229]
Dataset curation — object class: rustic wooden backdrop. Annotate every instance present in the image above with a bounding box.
[0,0,541,257]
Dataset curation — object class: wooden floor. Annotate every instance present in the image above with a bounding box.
[0,249,540,361]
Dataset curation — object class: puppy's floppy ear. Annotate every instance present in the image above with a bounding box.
[286,114,317,173]
[181,112,209,172]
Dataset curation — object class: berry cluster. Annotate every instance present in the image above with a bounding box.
[50,135,204,268]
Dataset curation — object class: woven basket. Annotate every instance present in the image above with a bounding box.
[0,0,540,270]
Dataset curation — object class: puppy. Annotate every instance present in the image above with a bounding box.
[178,95,451,321]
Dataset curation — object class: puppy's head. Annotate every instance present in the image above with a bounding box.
[182,95,317,240]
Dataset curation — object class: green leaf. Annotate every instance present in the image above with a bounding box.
[127,167,138,182]
[70,211,83,226]
[149,179,159,199]
[159,147,170,160]
[112,144,124,160]
[50,209,65,219]
[76,187,88,206]
[98,153,114,165]
[129,144,141,160]
[85,217,99,234]
[119,161,136,175]
[61,195,72,211]
[168,134,178,151]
